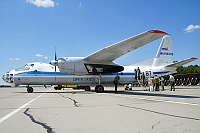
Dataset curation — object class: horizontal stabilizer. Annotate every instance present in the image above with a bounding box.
[166,57,197,68]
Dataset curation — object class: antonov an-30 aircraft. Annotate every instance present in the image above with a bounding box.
[2,30,197,93]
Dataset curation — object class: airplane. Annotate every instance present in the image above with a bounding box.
[2,30,197,93]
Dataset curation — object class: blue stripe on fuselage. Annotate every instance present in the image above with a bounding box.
[153,71,170,75]
[15,71,170,76]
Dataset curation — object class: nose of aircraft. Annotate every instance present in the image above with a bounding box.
[2,73,6,82]
[2,72,14,83]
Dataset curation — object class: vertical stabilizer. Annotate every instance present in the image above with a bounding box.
[152,35,174,66]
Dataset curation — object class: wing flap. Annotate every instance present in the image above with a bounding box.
[84,30,167,63]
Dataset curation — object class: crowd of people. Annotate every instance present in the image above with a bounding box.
[133,67,175,91]
[116,67,176,93]
[145,75,175,91]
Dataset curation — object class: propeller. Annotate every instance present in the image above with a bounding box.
[54,45,57,81]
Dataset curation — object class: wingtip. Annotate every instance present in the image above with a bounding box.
[149,30,168,35]
[191,57,198,60]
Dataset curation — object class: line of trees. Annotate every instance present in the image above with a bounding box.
[176,65,200,74]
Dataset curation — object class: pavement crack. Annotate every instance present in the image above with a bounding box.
[24,108,55,133]
[151,121,160,129]
[118,104,200,121]
[58,93,79,107]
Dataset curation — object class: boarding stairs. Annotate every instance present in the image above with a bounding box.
[137,79,147,91]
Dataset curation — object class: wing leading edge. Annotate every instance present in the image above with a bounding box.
[84,30,167,63]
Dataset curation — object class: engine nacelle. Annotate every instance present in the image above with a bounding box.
[52,57,124,75]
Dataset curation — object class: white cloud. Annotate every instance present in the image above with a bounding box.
[35,54,44,57]
[184,24,200,33]
[26,0,55,8]
[9,58,20,61]
[35,54,48,60]
[44,56,48,59]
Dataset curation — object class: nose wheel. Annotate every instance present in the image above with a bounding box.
[27,86,34,93]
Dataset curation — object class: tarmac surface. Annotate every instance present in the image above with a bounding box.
[0,86,199,133]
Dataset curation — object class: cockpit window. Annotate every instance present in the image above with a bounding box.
[25,64,34,67]
[15,63,35,71]
[15,65,30,71]
[15,67,30,71]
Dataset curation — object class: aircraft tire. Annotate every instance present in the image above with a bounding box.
[85,86,91,91]
[27,87,34,93]
[95,85,104,93]
[58,85,62,90]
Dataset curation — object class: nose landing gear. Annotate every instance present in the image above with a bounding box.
[27,86,34,93]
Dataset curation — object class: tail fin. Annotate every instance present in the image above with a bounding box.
[132,35,197,67]
[152,35,174,66]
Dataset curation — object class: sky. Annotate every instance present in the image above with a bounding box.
[0,0,200,85]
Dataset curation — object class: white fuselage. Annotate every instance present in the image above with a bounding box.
[2,62,176,87]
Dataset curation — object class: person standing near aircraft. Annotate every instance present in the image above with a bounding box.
[141,72,145,86]
[169,75,175,91]
[154,75,160,91]
[148,76,154,91]
[136,67,141,80]
[160,76,164,91]
[134,69,137,80]
[113,75,120,93]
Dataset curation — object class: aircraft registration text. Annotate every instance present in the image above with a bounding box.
[73,78,96,82]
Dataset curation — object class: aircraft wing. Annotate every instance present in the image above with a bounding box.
[84,30,167,63]
[166,57,198,68]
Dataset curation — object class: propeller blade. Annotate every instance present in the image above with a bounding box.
[54,45,57,81]
[55,66,57,81]
[55,51,57,61]
[55,45,57,61]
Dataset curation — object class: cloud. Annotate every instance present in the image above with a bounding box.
[26,0,55,8]
[184,24,200,33]
[35,54,44,57]
[44,56,48,59]
[9,58,20,61]
[35,54,48,60]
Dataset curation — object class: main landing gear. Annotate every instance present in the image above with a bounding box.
[95,85,104,93]
[94,73,104,93]
[54,85,62,90]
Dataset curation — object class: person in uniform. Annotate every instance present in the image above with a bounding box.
[136,67,141,80]
[160,76,164,91]
[141,72,145,86]
[154,75,159,91]
[169,75,175,91]
[134,69,137,80]
[113,75,120,93]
